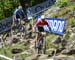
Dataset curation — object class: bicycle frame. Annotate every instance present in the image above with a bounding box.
[34,32,46,54]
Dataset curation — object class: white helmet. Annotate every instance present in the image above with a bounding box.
[41,15,45,19]
[18,6,22,9]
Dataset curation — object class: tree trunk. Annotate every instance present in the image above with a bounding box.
[19,0,31,20]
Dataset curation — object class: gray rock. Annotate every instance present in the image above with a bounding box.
[62,49,75,55]
[54,57,74,60]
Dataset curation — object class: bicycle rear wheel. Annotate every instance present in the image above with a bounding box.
[42,36,46,54]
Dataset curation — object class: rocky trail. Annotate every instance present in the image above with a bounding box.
[24,6,75,60]
[0,5,75,60]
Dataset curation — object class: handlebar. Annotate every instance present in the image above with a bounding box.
[32,31,46,36]
[32,31,40,34]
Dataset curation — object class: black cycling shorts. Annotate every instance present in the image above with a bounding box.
[15,19,19,24]
[37,26,44,32]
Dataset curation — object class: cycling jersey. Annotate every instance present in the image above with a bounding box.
[14,8,25,19]
[35,19,48,26]
[34,19,49,32]
[13,8,26,24]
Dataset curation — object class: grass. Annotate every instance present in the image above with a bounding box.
[45,1,75,55]
[0,0,75,59]
[46,34,56,49]
[67,17,75,26]
[0,41,30,59]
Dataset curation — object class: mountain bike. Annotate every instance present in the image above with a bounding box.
[34,32,46,54]
[11,18,27,39]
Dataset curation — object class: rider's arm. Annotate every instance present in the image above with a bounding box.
[33,25,36,32]
[47,25,51,32]
[13,15,16,25]
[46,22,51,32]
[44,20,51,32]
[13,9,17,25]
[33,21,40,32]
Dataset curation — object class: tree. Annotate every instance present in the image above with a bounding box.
[30,0,45,6]
[19,0,31,20]
[0,0,46,20]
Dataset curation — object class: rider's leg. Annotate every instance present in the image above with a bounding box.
[35,32,39,48]
[35,26,44,48]
[13,19,18,32]
[36,26,44,41]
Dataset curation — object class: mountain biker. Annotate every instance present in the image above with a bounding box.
[33,15,51,48]
[13,6,27,26]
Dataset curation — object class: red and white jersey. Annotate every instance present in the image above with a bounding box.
[35,19,48,27]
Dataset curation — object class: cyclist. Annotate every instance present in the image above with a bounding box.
[13,6,26,26]
[33,15,51,48]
